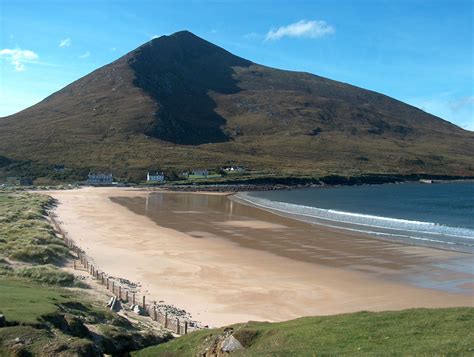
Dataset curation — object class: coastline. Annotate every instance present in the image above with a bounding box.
[232,189,474,254]
[45,187,473,327]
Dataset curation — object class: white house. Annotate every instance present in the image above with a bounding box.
[147,171,165,182]
[223,166,244,172]
[87,172,113,185]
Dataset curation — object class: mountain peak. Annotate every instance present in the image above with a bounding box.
[148,30,202,44]
[127,30,253,145]
[140,30,248,65]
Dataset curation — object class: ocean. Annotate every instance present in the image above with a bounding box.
[238,182,474,253]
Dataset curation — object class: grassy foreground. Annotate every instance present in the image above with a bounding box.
[136,308,474,356]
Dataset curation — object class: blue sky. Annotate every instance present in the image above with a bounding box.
[1,0,473,130]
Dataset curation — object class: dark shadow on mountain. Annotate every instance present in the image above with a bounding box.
[129,31,252,145]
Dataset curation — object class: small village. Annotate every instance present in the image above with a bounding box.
[1,165,246,187]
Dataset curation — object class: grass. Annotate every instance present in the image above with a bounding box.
[0,192,75,287]
[135,308,474,356]
[14,265,77,286]
[0,278,72,324]
[0,192,70,264]
[0,276,165,355]
[0,278,111,356]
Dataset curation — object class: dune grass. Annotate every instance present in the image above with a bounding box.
[0,191,76,289]
[0,192,70,265]
[14,265,77,286]
[135,308,474,356]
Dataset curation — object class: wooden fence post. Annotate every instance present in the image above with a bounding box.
[153,306,157,321]
[132,293,135,305]
[176,318,180,334]
[142,296,146,308]
[164,312,168,328]
[125,291,129,302]
[73,260,76,270]
[118,286,121,300]
[184,321,188,335]
[106,278,109,290]
[112,281,115,294]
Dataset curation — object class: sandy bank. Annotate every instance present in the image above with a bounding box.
[46,187,473,327]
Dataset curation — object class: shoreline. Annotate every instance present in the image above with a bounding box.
[132,177,474,192]
[45,187,473,327]
[232,191,474,255]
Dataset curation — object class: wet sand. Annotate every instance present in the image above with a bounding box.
[47,187,473,327]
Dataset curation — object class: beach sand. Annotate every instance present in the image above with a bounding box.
[46,187,473,327]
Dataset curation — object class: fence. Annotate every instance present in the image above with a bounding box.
[50,214,200,335]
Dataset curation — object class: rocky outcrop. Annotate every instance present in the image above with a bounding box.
[200,326,258,356]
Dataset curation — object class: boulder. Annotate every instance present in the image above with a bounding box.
[221,335,244,353]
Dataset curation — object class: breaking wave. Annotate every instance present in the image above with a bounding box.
[236,193,474,253]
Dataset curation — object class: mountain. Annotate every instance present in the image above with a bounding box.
[0,30,473,181]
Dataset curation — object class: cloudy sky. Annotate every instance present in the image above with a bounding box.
[1,0,472,130]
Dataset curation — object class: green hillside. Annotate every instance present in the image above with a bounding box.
[135,308,474,356]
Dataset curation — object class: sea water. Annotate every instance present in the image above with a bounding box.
[239,182,474,253]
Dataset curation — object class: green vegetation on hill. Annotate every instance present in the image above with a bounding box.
[135,308,474,356]
[0,278,164,356]
[0,192,72,276]
[0,279,73,324]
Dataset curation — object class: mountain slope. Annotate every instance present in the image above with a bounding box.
[0,31,473,180]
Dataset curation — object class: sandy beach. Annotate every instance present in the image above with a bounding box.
[46,187,473,327]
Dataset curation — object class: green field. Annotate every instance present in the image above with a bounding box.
[135,308,474,356]
[0,279,73,324]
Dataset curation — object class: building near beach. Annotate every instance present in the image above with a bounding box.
[190,169,209,177]
[147,171,165,182]
[5,177,33,186]
[223,166,244,172]
[87,172,113,185]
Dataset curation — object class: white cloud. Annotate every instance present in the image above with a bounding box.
[151,34,160,40]
[79,51,90,59]
[266,19,335,41]
[59,38,71,47]
[0,48,39,71]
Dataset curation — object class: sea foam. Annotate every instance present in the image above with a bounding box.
[236,192,474,252]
